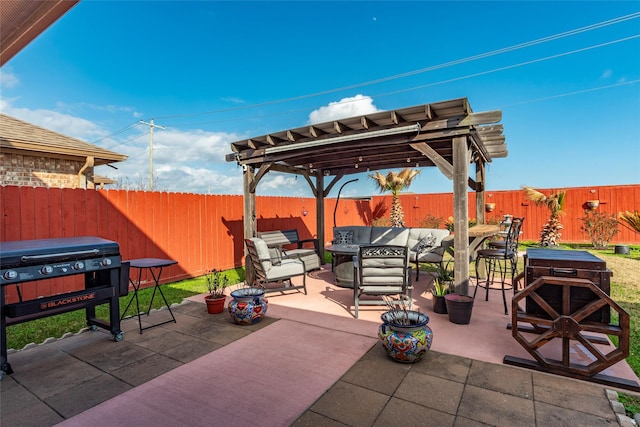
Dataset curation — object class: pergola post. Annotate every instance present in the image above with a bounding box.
[453,136,470,295]
[243,166,257,284]
[316,173,325,258]
[475,159,486,224]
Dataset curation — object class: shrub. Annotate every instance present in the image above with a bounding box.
[444,216,476,232]
[372,217,391,227]
[418,213,444,229]
[580,210,619,249]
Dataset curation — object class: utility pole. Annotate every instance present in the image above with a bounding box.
[139,119,165,191]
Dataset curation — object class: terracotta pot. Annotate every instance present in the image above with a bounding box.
[205,295,226,314]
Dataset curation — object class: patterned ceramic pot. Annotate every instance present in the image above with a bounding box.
[378,310,433,363]
[228,288,268,325]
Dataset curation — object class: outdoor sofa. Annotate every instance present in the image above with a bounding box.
[332,226,451,280]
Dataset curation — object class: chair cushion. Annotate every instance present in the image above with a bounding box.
[251,238,272,271]
[266,259,305,280]
[335,230,354,244]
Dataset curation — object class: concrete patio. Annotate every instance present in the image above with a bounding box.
[1,265,636,426]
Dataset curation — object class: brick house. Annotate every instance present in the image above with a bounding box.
[0,114,127,189]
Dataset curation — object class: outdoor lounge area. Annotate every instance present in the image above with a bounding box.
[1,263,637,426]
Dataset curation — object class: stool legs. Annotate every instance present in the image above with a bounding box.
[474,255,514,315]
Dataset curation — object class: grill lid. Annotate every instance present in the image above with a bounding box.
[0,237,120,268]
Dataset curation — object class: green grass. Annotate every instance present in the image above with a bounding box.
[5,267,245,351]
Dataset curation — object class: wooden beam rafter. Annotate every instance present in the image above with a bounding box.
[361,116,378,129]
[410,142,453,179]
[286,130,305,142]
[266,134,285,145]
[309,125,327,138]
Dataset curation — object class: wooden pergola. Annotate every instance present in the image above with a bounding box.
[226,97,507,294]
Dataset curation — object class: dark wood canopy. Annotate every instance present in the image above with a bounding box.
[227,97,507,294]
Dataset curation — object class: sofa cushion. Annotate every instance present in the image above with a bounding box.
[416,234,438,253]
[333,226,372,244]
[335,229,354,244]
[370,227,410,246]
[407,228,450,253]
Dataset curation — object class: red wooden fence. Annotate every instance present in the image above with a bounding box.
[1,184,638,302]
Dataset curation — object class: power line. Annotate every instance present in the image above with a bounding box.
[153,12,640,121]
[89,121,141,146]
[497,79,640,108]
[371,35,640,99]
[159,35,639,129]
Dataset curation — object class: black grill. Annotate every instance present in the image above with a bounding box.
[1,236,127,376]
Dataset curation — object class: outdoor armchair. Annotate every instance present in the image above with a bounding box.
[352,245,412,318]
[245,238,307,294]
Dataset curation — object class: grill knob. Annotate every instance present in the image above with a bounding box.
[73,261,85,270]
[101,258,112,267]
[3,270,18,280]
[41,265,54,275]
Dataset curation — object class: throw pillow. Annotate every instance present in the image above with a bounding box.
[417,233,437,253]
[336,230,354,244]
[268,247,282,266]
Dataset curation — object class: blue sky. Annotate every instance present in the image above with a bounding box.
[1,1,639,198]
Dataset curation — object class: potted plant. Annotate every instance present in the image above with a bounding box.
[378,299,433,363]
[431,261,454,314]
[204,269,229,314]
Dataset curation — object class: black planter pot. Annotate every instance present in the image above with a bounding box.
[444,294,474,324]
[432,295,448,314]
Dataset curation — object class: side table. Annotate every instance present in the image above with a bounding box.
[121,258,178,334]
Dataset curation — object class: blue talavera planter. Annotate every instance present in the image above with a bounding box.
[227,288,268,325]
[378,310,433,363]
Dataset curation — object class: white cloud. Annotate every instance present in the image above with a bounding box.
[153,128,234,164]
[154,164,242,194]
[0,100,108,141]
[0,68,19,88]
[98,126,243,194]
[257,173,299,191]
[308,94,381,124]
[1,98,247,194]
[601,69,612,79]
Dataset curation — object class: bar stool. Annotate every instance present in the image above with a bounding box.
[474,218,524,314]
[487,215,513,249]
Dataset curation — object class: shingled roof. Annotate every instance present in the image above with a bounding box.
[0,114,127,166]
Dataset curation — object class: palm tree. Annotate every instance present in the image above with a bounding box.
[369,168,420,227]
[522,186,566,246]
